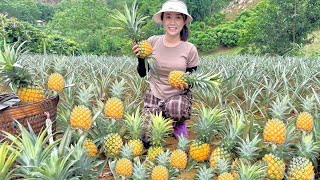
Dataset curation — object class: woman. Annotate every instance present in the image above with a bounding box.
[132,0,199,144]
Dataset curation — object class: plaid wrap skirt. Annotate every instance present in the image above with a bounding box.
[141,88,192,140]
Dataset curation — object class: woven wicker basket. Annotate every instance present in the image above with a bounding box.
[0,93,59,139]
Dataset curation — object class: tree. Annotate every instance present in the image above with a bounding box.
[0,0,41,23]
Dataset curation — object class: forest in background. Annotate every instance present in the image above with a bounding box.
[0,0,320,56]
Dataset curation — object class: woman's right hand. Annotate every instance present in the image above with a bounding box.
[132,42,140,58]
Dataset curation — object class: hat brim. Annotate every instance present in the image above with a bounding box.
[152,11,193,25]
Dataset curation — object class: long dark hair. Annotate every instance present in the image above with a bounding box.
[161,12,189,41]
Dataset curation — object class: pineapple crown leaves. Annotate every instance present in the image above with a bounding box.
[132,157,147,180]
[269,95,291,121]
[215,158,230,175]
[194,104,224,143]
[124,107,144,140]
[148,112,173,146]
[0,41,26,71]
[176,135,190,151]
[195,166,214,180]
[120,144,134,160]
[236,159,267,180]
[156,149,171,167]
[76,84,95,107]
[236,135,261,162]
[109,79,126,99]
[295,132,320,164]
[110,0,148,41]
[300,95,315,113]
[187,71,222,91]
[0,141,20,179]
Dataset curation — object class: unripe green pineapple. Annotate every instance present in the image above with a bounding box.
[210,147,231,168]
[288,157,314,180]
[104,133,123,157]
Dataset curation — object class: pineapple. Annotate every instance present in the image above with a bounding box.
[168,70,222,90]
[69,105,92,131]
[147,112,172,160]
[296,95,315,132]
[263,119,286,145]
[210,147,231,168]
[48,72,64,92]
[218,172,235,180]
[190,105,224,162]
[83,139,98,158]
[104,79,125,120]
[0,42,45,102]
[115,144,133,177]
[287,157,314,180]
[195,166,214,180]
[124,108,144,156]
[104,132,123,157]
[151,150,171,180]
[170,135,189,170]
[111,0,152,59]
[262,154,285,180]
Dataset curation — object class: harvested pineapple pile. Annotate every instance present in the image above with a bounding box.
[1,49,320,179]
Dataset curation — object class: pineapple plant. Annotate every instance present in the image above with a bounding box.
[189,105,224,162]
[83,139,98,158]
[296,96,315,132]
[110,0,152,59]
[235,159,267,180]
[170,135,189,170]
[0,42,45,102]
[151,150,177,180]
[147,112,173,160]
[115,144,134,177]
[124,107,145,156]
[168,70,222,90]
[132,158,147,180]
[104,79,125,120]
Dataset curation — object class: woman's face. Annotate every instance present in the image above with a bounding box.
[162,12,185,37]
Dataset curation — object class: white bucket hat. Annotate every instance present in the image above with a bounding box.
[152,0,193,25]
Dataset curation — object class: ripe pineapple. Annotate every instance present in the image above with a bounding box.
[151,150,175,180]
[296,95,315,132]
[170,135,189,170]
[168,70,222,90]
[83,139,98,158]
[262,154,285,180]
[104,79,125,120]
[48,72,64,92]
[288,157,314,180]
[124,108,144,156]
[151,165,168,180]
[0,42,45,102]
[69,105,92,131]
[189,105,224,162]
[218,172,235,180]
[147,112,172,160]
[104,132,123,157]
[111,0,152,58]
[263,119,286,145]
[115,144,133,177]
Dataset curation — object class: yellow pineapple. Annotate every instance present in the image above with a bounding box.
[115,144,133,177]
[124,108,144,156]
[170,135,189,170]
[69,105,92,131]
[263,119,286,145]
[189,105,224,162]
[210,147,231,168]
[104,132,123,157]
[83,139,98,158]
[104,79,125,120]
[296,96,315,132]
[111,0,152,59]
[262,154,285,180]
[0,42,45,103]
[48,72,64,92]
[288,157,314,180]
[151,165,168,180]
[168,70,222,90]
[147,112,172,160]
[218,172,235,180]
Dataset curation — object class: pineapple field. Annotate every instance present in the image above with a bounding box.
[1,42,320,179]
